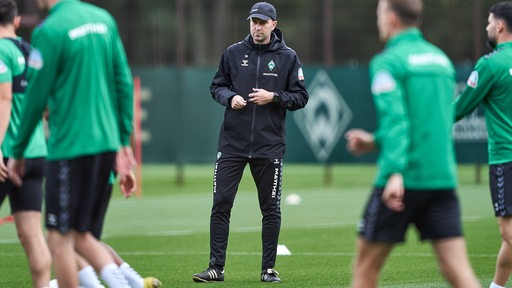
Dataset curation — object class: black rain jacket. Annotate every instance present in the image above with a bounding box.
[210,28,308,158]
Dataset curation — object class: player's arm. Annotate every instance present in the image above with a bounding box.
[371,67,410,182]
[0,81,12,181]
[11,29,55,160]
[454,59,493,122]
[111,20,134,148]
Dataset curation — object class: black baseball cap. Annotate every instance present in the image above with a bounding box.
[247,2,277,21]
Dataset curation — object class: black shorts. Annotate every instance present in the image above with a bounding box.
[489,162,512,217]
[358,187,463,243]
[45,152,115,234]
[0,157,45,213]
[90,182,113,240]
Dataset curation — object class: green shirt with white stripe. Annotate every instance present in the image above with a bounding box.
[370,28,457,189]
[454,41,512,165]
[0,38,46,159]
[12,0,133,160]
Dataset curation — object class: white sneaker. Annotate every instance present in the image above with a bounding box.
[49,279,104,288]
[49,279,59,288]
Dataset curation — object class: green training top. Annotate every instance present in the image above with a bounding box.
[12,0,133,160]
[370,28,457,189]
[454,42,512,165]
[0,38,46,158]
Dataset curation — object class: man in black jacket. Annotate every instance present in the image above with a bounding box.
[193,1,308,284]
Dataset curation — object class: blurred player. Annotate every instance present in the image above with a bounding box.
[0,0,51,287]
[345,0,480,287]
[50,171,162,288]
[7,0,136,286]
[454,2,512,288]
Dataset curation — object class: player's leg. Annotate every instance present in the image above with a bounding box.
[415,189,479,287]
[352,238,393,287]
[250,158,281,274]
[8,157,51,287]
[47,229,78,287]
[432,237,481,288]
[492,216,512,286]
[13,211,51,287]
[91,177,161,288]
[352,187,411,287]
[76,254,104,288]
[72,152,128,287]
[489,163,512,287]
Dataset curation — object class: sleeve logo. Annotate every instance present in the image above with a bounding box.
[0,60,7,74]
[298,67,304,81]
[371,70,396,94]
[28,48,43,70]
[467,71,478,88]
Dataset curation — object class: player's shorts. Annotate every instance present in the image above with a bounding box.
[90,182,113,240]
[357,187,462,243]
[0,157,45,213]
[489,162,512,217]
[45,152,115,234]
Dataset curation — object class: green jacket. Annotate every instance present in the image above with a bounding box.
[12,0,133,160]
[454,42,512,165]
[0,38,46,158]
[370,28,457,189]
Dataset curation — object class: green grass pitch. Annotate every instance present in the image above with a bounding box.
[0,164,500,287]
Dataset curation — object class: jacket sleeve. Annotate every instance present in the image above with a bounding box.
[453,58,492,122]
[279,53,308,111]
[111,19,134,147]
[371,61,409,181]
[12,28,54,159]
[210,50,237,107]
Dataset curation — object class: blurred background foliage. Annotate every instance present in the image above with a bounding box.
[15,0,496,66]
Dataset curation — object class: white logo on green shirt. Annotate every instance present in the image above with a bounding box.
[372,70,396,94]
[28,49,43,70]
[0,60,7,74]
[467,71,478,88]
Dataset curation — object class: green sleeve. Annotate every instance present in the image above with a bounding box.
[12,29,56,159]
[112,22,134,146]
[454,58,492,121]
[371,65,410,180]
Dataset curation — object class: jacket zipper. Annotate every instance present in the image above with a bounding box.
[249,46,261,158]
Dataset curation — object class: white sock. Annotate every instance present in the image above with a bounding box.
[119,262,144,288]
[79,265,103,287]
[490,283,505,288]
[100,263,129,288]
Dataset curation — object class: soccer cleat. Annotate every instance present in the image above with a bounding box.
[143,277,162,288]
[261,268,281,283]
[192,267,224,282]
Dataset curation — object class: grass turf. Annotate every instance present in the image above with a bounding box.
[0,164,499,287]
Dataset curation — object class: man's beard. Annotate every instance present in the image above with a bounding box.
[487,36,497,50]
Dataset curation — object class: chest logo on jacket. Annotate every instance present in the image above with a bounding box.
[241,54,249,67]
[268,60,275,71]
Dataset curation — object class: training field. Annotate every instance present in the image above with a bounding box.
[0,164,500,287]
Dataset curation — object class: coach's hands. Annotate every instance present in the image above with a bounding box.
[231,95,247,110]
[248,88,273,106]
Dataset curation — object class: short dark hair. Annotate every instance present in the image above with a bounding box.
[489,1,512,32]
[387,0,423,26]
[0,0,17,26]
